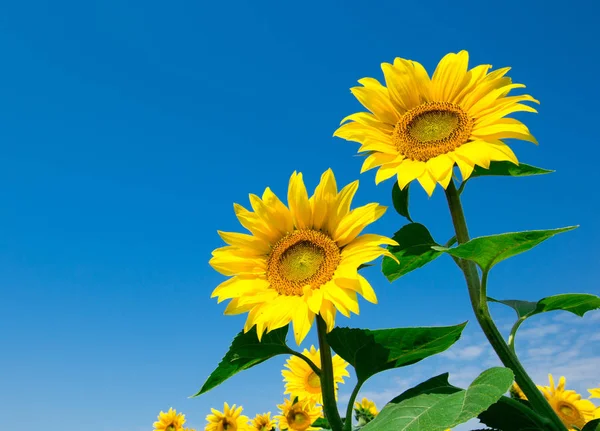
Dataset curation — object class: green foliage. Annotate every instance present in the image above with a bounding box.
[392,182,412,222]
[382,223,443,282]
[391,373,544,431]
[193,326,290,396]
[433,226,577,272]
[313,417,331,429]
[470,161,554,179]
[490,294,600,320]
[361,368,514,431]
[582,419,600,431]
[326,323,466,382]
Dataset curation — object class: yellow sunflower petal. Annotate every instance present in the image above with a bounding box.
[288,172,312,229]
[432,50,470,102]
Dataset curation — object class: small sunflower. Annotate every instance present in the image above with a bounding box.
[154,408,186,431]
[589,385,600,399]
[510,382,527,400]
[354,397,378,416]
[282,345,349,404]
[537,374,596,430]
[210,169,396,344]
[205,403,249,431]
[354,398,378,426]
[276,398,322,431]
[334,50,538,195]
[251,413,277,431]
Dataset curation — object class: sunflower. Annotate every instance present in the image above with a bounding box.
[354,397,378,416]
[251,413,277,431]
[205,403,249,431]
[510,382,527,400]
[537,374,596,430]
[589,386,600,399]
[210,169,396,344]
[154,408,186,431]
[276,397,322,431]
[334,50,538,195]
[282,345,349,404]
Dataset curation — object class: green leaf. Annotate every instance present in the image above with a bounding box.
[361,367,514,431]
[470,161,554,179]
[382,223,442,282]
[392,182,412,222]
[193,326,290,396]
[327,323,466,382]
[490,294,600,320]
[312,417,331,429]
[582,419,600,431]
[390,373,543,431]
[433,226,577,272]
[488,298,538,318]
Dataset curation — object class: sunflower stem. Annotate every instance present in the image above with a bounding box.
[316,315,344,431]
[343,380,364,431]
[287,348,322,377]
[444,180,568,431]
[507,317,526,354]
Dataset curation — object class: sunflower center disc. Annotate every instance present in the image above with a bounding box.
[221,419,236,431]
[166,426,176,431]
[288,412,311,431]
[280,242,325,282]
[267,229,340,296]
[306,371,321,388]
[559,403,578,419]
[393,101,474,162]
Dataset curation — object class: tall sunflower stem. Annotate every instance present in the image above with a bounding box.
[316,315,344,431]
[508,317,526,354]
[343,380,364,431]
[444,180,568,431]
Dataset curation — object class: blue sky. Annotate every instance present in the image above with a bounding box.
[1,0,599,430]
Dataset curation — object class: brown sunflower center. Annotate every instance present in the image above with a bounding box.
[393,101,473,162]
[166,426,176,431]
[557,402,580,421]
[306,371,321,389]
[267,229,340,296]
[287,411,311,431]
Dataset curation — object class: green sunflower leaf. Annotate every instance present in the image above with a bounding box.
[390,373,544,431]
[382,223,442,282]
[392,182,412,222]
[361,367,515,431]
[470,161,554,179]
[327,323,466,382]
[312,417,331,429]
[582,419,600,431]
[432,226,577,272]
[193,326,290,396]
[490,293,600,320]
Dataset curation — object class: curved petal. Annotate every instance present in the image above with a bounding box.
[333,203,387,247]
[396,159,426,189]
[432,50,470,102]
[311,169,337,231]
[292,303,315,345]
[288,172,312,229]
[351,79,399,125]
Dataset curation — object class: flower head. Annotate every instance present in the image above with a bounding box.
[154,408,186,431]
[205,403,249,431]
[282,345,349,404]
[250,413,277,431]
[354,398,378,425]
[276,398,322,431]
[334,50,538,195]
[537,374,596,430]
[210,169,395,344]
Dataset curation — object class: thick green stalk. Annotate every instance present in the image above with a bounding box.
[316,315,344,431]
[444,180,567,431]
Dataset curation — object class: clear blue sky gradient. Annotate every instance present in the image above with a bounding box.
[1,1,599,429]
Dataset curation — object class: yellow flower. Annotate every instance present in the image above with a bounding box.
[537,374,596,430]
[251,413,277,431]
[354,398,378,416]
[205,403,249,431]
[154,408,186,431]
[282,345,349,404]
[276,397,322,431]
[589,386,600,399]
[510,382,527,400]
[210,169,395,344]
[334,50,538,196]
